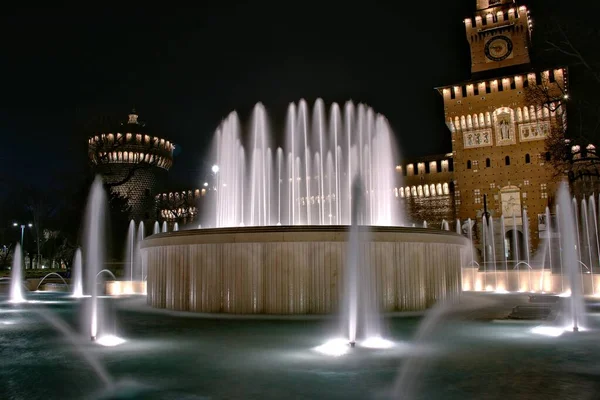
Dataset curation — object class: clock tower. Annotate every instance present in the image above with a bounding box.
[435,0,567,266]
[466,0,532,76]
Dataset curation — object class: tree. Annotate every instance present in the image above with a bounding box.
[526,10,600,184]
[0,243,13,271]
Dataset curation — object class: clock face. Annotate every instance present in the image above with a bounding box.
[484,36,513,62]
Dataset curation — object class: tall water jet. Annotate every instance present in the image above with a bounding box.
[153,221,160,235]
[557,183,586,331]
[9,243,25,303]
[83,176,107,341]
[124,220,136,282]
[135,221,145,281]
[588,195,599,294]
[207,99,403,227]
[161,221,167,233]
[71,248,84,298]
[522,208,531,290]
[488,217,498,290]
[500,216,509,290]
[343,176,381,346]
[173,222,179,232]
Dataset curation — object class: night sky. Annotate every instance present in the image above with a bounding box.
[0,1,570,193]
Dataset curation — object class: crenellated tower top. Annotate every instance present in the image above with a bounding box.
[464,1,532,76]
[88,110,174,170]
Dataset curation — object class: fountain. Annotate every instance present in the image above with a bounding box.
[173,222,179,231]
[135,221,145,281]
[161,221,167,233]
[153,221,160,235]
[143,100,467,314]
[207,99,402,227]
[343,176,382,346]
[557,183,586,331]
[35,272,69,291]
[9,243,25,303]
[124,220,136,282]
[83,176,107,341]
[71,248,84,297]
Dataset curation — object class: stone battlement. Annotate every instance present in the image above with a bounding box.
[465,5,530,32]
[437,68,567,102]
[88,133,174,170]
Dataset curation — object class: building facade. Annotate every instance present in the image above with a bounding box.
[434,0,566,258]
[395,154,456,228]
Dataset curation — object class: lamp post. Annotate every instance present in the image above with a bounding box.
[12,222,32,245]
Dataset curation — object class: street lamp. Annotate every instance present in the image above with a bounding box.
[12,222,32,245]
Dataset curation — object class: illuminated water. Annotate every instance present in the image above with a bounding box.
[9,243,25,303]
[72,248,84,297]
[343,177,381,344]
[557,183,587,330]
[83,176,107,341]
[1,292,599,399]
[124,220,136,282]
[206,99,403,228]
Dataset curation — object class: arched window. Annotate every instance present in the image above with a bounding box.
[505,156,511,166]
[485,158,491,168]
[467,160,472,169]
[525,153,531,164]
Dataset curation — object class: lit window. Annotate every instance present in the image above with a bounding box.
[522,192,527,198]
[474,189,481,204]
[490,183,496,189]
[524,180,530,186]
[540,183,548,199]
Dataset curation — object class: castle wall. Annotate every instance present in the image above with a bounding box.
[95,163,168,221]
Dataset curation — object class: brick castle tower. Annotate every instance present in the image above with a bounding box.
[436,0,567,258]
[88,110,174,221]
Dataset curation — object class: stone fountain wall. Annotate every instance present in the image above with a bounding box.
[462,267,600,294]
[142,226,468,314]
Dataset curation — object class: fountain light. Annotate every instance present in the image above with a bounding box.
[203,182,208,187]
[211,164,219,173]
[361,336,394,349]
[314,338,350,357]
[531,326,564,337]
[494,288,509,294]
[95,335,126,347]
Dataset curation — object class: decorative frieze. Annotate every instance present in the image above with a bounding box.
[463,128,493,149]
[519,120,550,142]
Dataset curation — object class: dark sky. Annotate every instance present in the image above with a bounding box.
[0,1,569,192]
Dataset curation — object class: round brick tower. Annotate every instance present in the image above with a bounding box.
[88,110,174,222]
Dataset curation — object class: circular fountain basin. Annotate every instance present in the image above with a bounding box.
[141,226,468,314]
